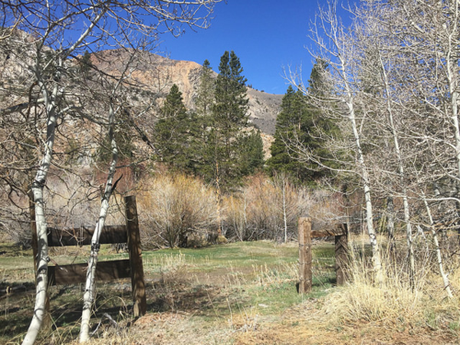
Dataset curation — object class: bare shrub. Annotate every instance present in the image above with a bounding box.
[138,174,218,248]
[223,174,339,241]
[0,171,109,246]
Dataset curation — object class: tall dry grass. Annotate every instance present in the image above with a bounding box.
[5,169,342,248]
[321,240,460,332]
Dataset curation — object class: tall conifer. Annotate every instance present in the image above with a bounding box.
[209,51,251,190]
[155,84,192,171]
[267,60,335,185]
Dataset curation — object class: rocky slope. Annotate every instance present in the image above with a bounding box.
[90,49,282,136]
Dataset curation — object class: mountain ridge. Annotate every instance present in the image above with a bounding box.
[89,49,282,136]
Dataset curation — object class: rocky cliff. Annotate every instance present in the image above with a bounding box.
[90,49,282,136]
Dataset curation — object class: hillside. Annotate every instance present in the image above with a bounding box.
[90,49,282,135]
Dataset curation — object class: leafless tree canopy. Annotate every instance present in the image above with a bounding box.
[0,1,222,343]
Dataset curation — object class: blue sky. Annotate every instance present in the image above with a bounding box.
[157,1,354,95]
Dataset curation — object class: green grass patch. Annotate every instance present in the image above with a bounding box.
[0,240,337,344]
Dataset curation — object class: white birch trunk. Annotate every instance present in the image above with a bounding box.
[386,197,395,251]
[282,176,288,243]
[378,54,415,287]
[422,194,453,298]
[79,105,118,343]
[22,78,62,345]
[347,98,383,283]
[308,3,383,283]
[445,3,460,219]
[343,71,383,284]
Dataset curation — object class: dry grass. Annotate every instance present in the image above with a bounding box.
[4,238,460,344]
[223,174,340,241]
[310,240,460,343]
[231,240,460,345]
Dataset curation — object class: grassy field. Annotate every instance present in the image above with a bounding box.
[0,240,336,344]
[2,239,460,344]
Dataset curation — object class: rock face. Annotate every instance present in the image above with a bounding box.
[90,49,282,136]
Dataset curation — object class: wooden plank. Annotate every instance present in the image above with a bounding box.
[47,225,128,247]
[298,217,312,294]
[48,259,130,286]
[311,227,346,238]
[125,195,147,317]
[335,224,349,286]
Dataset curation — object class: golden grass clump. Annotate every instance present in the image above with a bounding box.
[322,243,460,330]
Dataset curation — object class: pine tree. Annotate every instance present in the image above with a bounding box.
[267,60,336,185]
[239,129,264,176]
[208,51,250,190]
[191,60,215,175]
[267,85,313,183]
[195,59,215,117]
[97,110,135,164]
[155,84,193,172]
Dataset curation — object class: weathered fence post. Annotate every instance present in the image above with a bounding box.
[125,196,146,317]
[298,217,312,294]
[335,223,348,286]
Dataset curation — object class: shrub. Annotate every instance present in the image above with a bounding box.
[138,174,218,248]
[223,174,338,241]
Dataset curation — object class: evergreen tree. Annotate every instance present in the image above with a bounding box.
[239,129,264,176]
[97,110,135,164]
[308,58,329,98]
[195,59,215,117]
[191,60,215,175]
[267,60,335,185]
[267,85,312,183]
[208,51,251,190]
[79,51,93,76]
[155,84,193,172]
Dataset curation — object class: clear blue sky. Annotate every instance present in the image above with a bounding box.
[157,1,353,95]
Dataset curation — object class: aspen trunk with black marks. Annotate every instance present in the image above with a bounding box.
[306,3,383,284]
[386,197,395,254]
[282,175,288,243]
[215,160,222,237]
[22,97,58,345]
[79,104,118,343]
[378,53,415,288]
[422,194,453,299]
[22,52,65,344]
[346,92,383,285]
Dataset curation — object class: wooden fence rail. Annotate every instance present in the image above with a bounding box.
[30,195,146,317]
[298,217,348,294]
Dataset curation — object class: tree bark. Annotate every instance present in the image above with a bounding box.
[80,104,118,343]
[22,77,61,345]
[422,194,453,298]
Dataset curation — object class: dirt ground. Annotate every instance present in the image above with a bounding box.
[87,299,458,345]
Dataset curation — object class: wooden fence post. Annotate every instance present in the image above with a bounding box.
[335,223,349,286]
[125,196,146,317]
[298,217,312,294]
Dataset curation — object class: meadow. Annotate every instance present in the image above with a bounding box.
[1,241,335,344]
[2,237,460,345]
